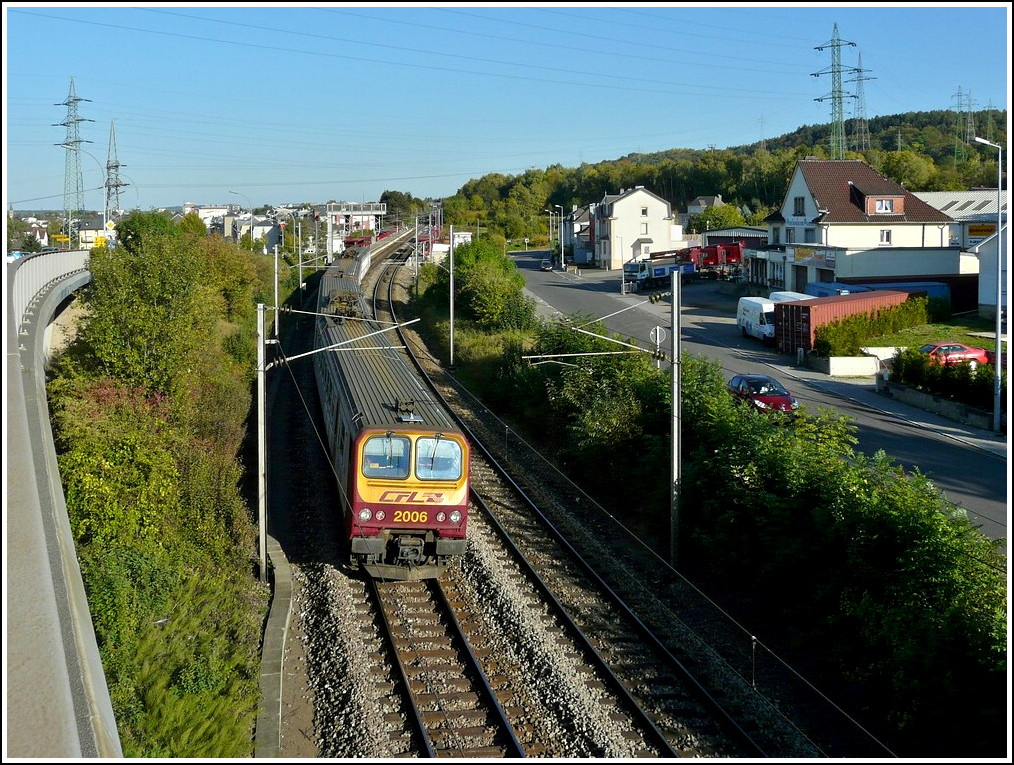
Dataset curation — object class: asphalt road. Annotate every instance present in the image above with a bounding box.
[516,250,1008,547]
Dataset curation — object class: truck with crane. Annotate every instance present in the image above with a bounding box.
[624,241,746,291]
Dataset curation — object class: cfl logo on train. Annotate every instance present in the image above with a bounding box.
[379,490,447,504]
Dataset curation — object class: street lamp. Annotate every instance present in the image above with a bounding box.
[228,190,254,248]
[543,209,554,260]
[618,235,624,294]
[555,204,564,266]
[279,210,297,254]
[973,136,1005,434]
[233,191,279,338]
[81,148,109,239]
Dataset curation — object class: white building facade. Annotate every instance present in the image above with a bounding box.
[592,186,679,271]
[750,159,974,303]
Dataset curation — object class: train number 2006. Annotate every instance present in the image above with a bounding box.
[393,510,428,524]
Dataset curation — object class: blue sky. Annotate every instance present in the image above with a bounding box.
[3,3,1010,212]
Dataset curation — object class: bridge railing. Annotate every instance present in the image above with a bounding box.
[6,251,122,757]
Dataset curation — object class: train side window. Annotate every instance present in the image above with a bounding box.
[416,437,462,481]
[362,434,410,478]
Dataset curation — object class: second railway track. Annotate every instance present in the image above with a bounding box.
[271,239,874,757]
[371,249,816,757]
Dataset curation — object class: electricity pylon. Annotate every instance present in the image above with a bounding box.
[105,120,129,225]
[845,52,875,153]
[812,23,856,160]
[53,77,93,245]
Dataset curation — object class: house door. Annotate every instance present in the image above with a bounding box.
[793,264,808,291]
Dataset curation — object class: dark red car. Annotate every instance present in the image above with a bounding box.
[726,374,799,414]
[918,342,992,370]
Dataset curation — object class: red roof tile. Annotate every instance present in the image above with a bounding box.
[797,159,953,224]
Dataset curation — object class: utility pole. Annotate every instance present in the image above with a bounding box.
[273,245,280,338]
[670,270,682,567]
[255,305,268,581]
[449,225,455,368]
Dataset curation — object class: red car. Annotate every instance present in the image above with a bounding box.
[918,342,992,370]
[726,374,799,414]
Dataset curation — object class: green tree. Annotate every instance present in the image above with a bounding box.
[46,217,266,756]
[7,215,30,251]
[82,220,212,401]
[179,211,208,238]
[878,150,937,189]
[380,189,427,222]
[116,210,178,254]
[688,203,746,234]
[428,238,535,331]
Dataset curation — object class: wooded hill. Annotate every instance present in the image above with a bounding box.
[384,109,1007,240]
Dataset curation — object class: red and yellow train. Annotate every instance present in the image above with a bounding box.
[313,246,470,580]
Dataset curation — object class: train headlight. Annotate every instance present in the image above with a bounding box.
[358,508,373,522]
[374,510,386,521]
[436,511,446,522]
[449,510,462,524]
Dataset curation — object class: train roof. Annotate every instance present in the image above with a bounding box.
[316,265,459,433]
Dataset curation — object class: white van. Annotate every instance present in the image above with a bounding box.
[737,296,776,343]
[768,290,812,303]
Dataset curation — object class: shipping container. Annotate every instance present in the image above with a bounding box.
[774,290,910,355]
[854,281,951,305]
[803,281,871,298]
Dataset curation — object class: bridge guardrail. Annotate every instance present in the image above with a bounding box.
[6,251,122,757]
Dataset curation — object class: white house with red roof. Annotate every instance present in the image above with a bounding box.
[748,159,981,311]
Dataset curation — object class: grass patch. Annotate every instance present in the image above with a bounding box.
[866,314,1005,353]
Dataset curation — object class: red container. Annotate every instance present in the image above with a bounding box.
[774,290,909,354]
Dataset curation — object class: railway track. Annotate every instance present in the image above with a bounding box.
[370,252,799,757]
[272,243,881,757]
[376,247,898,758]
[368,577,523,757]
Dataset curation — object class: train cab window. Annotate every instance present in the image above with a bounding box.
[362,434,410,479]
[416,436,463,481]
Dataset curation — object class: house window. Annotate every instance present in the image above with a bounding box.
[804,228,816,243]
[793,197,805,216]
[640,223,648,235]
[879,229,892,245]
[876,199,894,214]
[641,207,648,216]
[771,227,780,244]
[785,227,795,243]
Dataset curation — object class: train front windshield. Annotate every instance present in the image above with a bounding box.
[362,434,411,478]
[360,433,463,481]
[416,436,463,481]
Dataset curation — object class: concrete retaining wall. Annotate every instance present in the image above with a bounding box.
[804,354,880,377]
[875,377,997,430]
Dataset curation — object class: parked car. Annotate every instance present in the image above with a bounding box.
[727,374,799,414]
[918,342,992,370]
[540,259,553,272]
